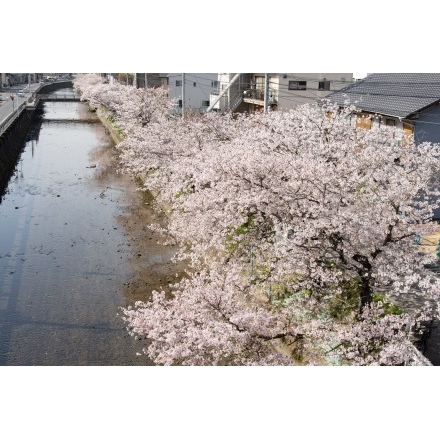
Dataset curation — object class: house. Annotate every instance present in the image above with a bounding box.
[274,73,353,111]
[325,73,440,145]
[327,73,440,220]
[208,73,353,114]
[135,73,163,89]
[165,73,219,115]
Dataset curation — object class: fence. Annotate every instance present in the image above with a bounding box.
[0,101,27,137]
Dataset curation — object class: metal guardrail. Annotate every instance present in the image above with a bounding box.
[209,85,278,113]
[0,101,27,137]
[242,87,278,104]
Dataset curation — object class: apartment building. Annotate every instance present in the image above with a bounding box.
[208,73,354,113]
[165,73,219,115]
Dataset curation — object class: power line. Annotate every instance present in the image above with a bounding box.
[167,73,354,85]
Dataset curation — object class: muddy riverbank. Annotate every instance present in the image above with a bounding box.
[93,105,186,302]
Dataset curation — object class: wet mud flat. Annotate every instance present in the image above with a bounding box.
[114,175,188,297]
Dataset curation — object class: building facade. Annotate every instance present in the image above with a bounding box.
[209,73,354,114]
[1,73,43,88]
[166,73,219,115]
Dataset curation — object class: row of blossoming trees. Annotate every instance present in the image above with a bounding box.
[74,73,440,365]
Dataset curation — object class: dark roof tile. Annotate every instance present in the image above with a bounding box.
[326,73,440,118]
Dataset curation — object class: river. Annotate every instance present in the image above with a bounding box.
[0,91,178,365]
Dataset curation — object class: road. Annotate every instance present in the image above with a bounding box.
[0,82,43,129]
[0,94,27,122]
[0,80,74,127]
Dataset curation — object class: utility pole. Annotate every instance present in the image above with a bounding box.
[144,73,148,89]
[264,73,270,113]
[182,73,185,118]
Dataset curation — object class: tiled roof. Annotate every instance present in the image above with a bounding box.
[325,73,440,118]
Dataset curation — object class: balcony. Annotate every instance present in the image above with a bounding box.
[209,84,278,113]
[242,88,277,106]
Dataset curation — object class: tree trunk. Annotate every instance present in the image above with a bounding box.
[353,254,373,310]
[358,274,372,310]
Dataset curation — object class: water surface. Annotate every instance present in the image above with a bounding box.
[0,98,154,365]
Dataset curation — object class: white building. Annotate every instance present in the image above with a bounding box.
[209,73,354,113]
[165,73,220,115]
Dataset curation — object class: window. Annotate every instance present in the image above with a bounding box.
[178,99,182,108]
[318,81,330,91]
[288,81,307,90]
[211,80,219,87]
[176,80,182,87]
[402,122,413,145]
[356,115,372,130]
[193,82,196,87]
[386,118,396,127]
[201,100,210,107]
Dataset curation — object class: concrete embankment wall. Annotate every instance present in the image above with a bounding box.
[95,107,124,145]
[0,109,36,199]
[37,81,73,94]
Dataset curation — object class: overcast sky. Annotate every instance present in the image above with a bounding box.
[353,73,368,80]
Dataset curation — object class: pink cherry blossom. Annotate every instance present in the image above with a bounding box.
[74,74,440,365]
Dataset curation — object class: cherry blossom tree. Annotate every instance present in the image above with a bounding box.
[74,75,440,365]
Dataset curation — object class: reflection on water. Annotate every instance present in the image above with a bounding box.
[0,97,152,365]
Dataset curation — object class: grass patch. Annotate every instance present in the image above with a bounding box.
[372,292,403,316]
